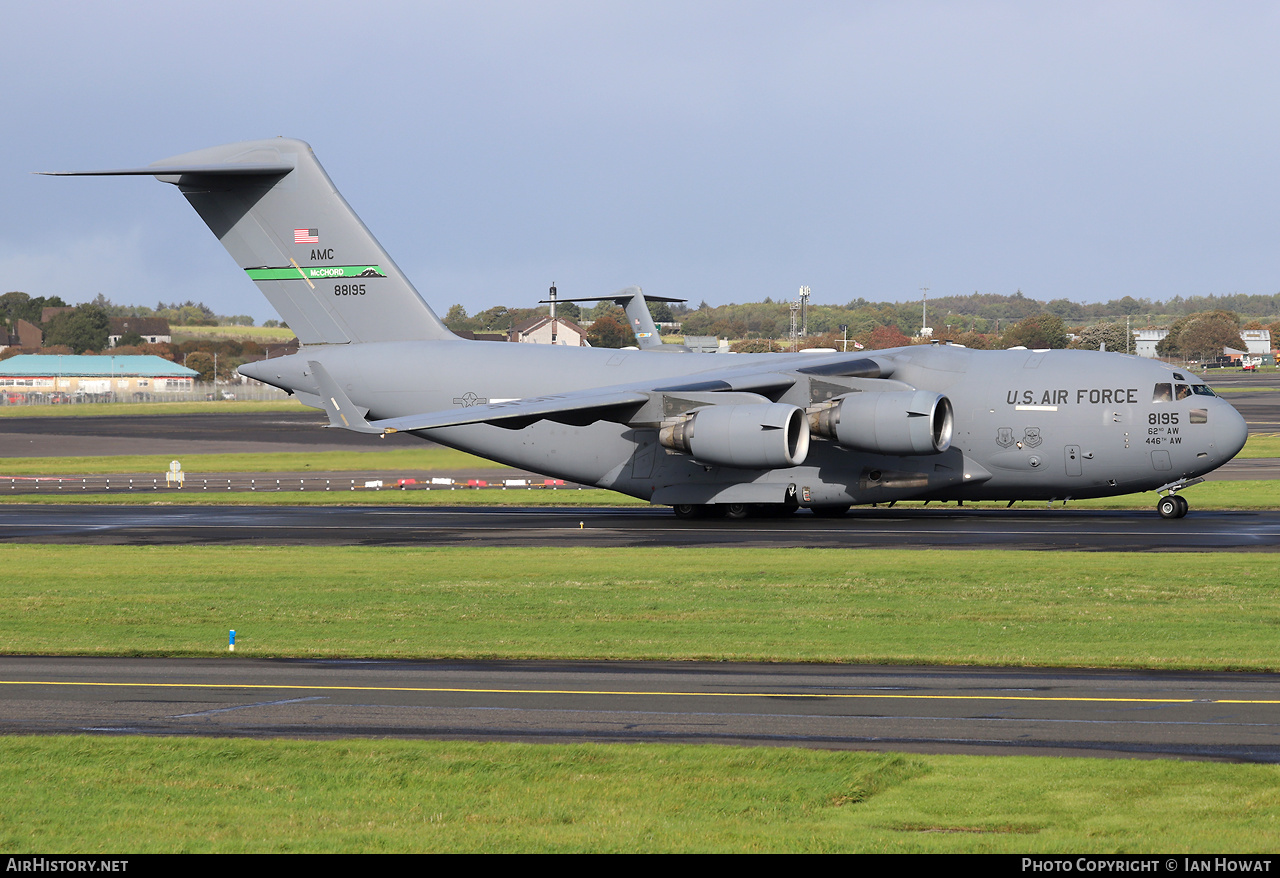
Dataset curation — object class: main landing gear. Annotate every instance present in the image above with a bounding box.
[1157,494,1189,519]
[670,503,799,520]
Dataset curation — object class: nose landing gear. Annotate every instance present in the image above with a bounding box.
[1155,478,1202,519]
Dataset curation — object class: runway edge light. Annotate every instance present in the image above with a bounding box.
[229,629,235,652]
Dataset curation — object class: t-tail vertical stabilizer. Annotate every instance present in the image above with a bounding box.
[42,138,453,345]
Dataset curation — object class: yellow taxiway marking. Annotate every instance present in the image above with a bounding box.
[0,680,1276,705]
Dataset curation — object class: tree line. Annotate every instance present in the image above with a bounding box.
[442,290,1275,357]
[0,292,293,381]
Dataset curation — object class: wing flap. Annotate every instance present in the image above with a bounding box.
[374,390,649,434]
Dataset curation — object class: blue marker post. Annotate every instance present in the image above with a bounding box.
[229,629,236,652]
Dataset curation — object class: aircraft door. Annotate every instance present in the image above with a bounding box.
[1065,445,1082,476]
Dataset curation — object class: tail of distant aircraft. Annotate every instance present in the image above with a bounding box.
[43,138,454,346]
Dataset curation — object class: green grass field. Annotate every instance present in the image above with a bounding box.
[5,544,1280,852]
[170,325,298,342]
[3,545,1277,669]
[3,738,1277,852]
[5,542,1278,853]
[1242,432,1280,457]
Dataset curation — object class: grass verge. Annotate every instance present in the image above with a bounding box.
[4,546,1278,669]
[1,738,1276,852]
[0,487,636,505]
[170,325,298,342]
[0,446,506,475]
[1242,433,1280,457]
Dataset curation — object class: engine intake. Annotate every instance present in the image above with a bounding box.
[659,403,810,469]
[808,390,952,455]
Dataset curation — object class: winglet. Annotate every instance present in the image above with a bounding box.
[308,360,381,434]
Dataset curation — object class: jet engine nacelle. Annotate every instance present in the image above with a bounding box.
[659,403,810,469]
[808,390,953,455]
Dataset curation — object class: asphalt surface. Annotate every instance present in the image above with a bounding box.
[5,656,1279,762]
[2,504,1278,550]
[0,410,411,457]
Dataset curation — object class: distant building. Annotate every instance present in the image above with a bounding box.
[510,316,590,346]
[1135,327,1270,359]
[5,319,43,350]
[108,317,172,347]
[1134,329,1168,358]
[1241,329,1272,356]
[682,335,724,353]
[0,354,198,401]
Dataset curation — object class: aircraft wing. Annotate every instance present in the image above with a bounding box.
[309,360,647,434]
[310,350,895,437]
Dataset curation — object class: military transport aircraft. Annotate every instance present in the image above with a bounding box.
[45,138,1249,519]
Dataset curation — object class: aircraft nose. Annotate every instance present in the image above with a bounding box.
[1215,401,1249,462]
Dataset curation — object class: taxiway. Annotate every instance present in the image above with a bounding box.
[4,656,1278,762]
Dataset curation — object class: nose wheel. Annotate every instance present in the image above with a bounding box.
[1157,494,1189,519]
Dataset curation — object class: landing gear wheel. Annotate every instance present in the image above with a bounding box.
[810,505,851,518]
[1157,496,1180,519]
[723,503,751,520]
[1173,494,1189,518]
[672,504,703,520]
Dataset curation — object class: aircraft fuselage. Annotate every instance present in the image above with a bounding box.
[244,340,1247,509]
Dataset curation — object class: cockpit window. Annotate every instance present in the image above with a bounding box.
[1152,383,1172,403]
[1175,384,1192,400]
[1191,384,1216,397]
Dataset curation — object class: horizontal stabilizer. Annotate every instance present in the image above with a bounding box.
[37,163,294,177]
[308,361,380,434]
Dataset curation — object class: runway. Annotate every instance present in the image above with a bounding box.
[0,410,415,457]
[2,503,1279,550]
[3,656,1278,762]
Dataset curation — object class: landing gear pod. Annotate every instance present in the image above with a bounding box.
[809,390,953,455]
[659,403,810,469]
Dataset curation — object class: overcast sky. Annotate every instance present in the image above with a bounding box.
[3,1,1279,323]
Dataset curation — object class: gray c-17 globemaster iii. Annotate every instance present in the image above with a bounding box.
[44,138,1249,519]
